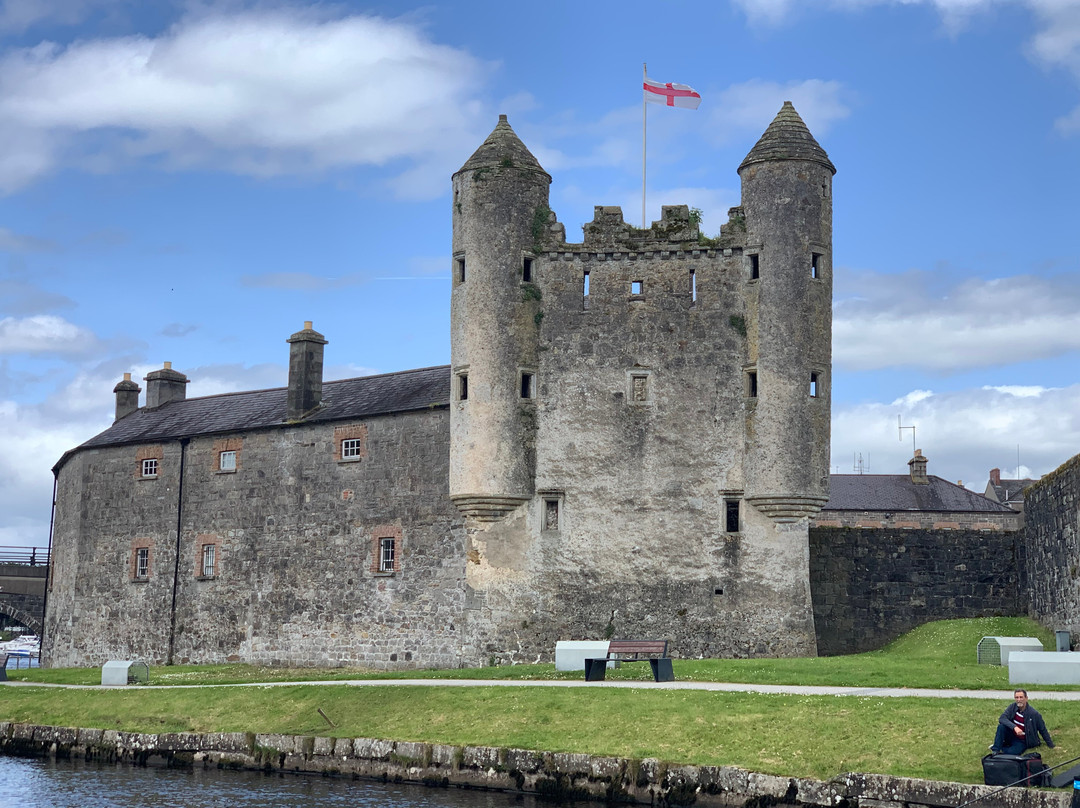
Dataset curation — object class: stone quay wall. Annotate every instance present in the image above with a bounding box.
[0,722,1067,808]
[1024,454,1080,639]
[809,527,1021,656]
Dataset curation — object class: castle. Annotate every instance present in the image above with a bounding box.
[44,103,837,668]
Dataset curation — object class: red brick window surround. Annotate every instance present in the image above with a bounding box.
[334,424,368,462]
[212,438,242,472]
[135,445,163,479]
[370,525,402,575]
[196,535,221,579]
[131,540,152,581]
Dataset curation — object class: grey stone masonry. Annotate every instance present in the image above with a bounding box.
[1023,452,1080,638]
[809,527,1020,655]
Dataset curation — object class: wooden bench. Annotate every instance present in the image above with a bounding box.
[584,639,674,682]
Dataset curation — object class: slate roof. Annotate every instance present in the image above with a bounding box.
[56,365,452,471]
[454,114,549,178]
[739,101,836,174]
[823,474,1015,514]
[987,479,1036,505]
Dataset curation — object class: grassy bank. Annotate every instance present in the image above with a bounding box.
[2,617,1074,784]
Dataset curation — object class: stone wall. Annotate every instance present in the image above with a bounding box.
[45,408,469,669]
[1,723,1068,808]
[809,527,1020,655]
[1024,454,1080,636]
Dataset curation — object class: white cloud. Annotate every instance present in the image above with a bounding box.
[732,0,1080,130]
[832,382,1080,489]
[0,8,492,194]
[0,314,99,355]
[705,79,851,146]
[0,226,58,252]
[0,0,122,35]
[834,271,1080,370]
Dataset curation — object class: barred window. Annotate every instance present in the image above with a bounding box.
[201,544,216,578]
[378,537,396,573]
[342,438,363,460]
[141,458,158,478]
[135,547,149,579]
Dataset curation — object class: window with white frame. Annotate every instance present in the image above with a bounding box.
[341,438,363,460]
[201,543,216,578]
[378,537,396,573]
[135,547,149,579]
[219,450,236,471]
[141,458,158,478]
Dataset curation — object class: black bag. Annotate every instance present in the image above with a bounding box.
[1023,752,1051,787]
[982,752,1049,787]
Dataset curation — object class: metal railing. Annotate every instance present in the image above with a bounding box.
[0,546,50,566]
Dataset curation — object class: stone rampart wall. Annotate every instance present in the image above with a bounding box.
[0,722,1067,808]
[809,527,1020,655]
[1024,454,1080,636]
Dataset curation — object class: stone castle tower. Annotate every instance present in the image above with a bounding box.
[451,103,834,659]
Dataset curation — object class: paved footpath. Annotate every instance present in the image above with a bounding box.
[5,677,1080,700]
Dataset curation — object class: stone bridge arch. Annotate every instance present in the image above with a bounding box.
[0,600,43,637]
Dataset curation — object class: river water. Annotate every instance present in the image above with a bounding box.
[0,756,547,808]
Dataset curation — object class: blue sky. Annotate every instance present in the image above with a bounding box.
[1,0,1079,549]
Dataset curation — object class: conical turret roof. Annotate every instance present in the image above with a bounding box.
[739,102,835,174]
[454,115,549,178]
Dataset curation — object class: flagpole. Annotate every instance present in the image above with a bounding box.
[642,62,647,229]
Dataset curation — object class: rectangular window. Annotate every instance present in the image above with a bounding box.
[543,499,560,531]
[342,438,363,459]
[141,458,158,478]
[811,253,822,279]
[810,372,819,397]
[523,256,533,283]
[135,547,149,579]
[583,270,590,310]
[690,269,697,303]
[631,280,643,295]
[520,372,534,399]
[631,374,649,402]
[201,544,216,578]
[378,537,396,573]
[219,450,236,471]
[456,257,465,283]
[725,499,740,533]
[749,254,760,280]
[458,373,468,401]
[747,370,758,398]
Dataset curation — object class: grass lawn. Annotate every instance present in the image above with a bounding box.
[2,617,1076,784]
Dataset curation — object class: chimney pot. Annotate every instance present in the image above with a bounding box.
[144,363,189,409]
[287,321,328,420]
[908,449,929,485]
[113,372,142,421]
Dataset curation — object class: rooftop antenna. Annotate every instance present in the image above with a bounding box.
[853,452,870,474]
[898,415,916,457]
[1017,444,1021,479]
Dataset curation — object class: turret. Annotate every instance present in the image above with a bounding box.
[144,362,188,410]
[449,115,551,521]
[113,373,141,421]
[738,102,835,521]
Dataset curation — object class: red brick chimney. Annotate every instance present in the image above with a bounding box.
[990,468,1001,486]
